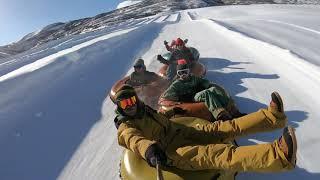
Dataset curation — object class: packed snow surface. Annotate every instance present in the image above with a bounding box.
[0,4,320,180]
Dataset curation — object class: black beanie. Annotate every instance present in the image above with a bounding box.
[115,84,137,101]
[134,58,145,67]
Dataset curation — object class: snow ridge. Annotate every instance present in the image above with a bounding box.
[0,28,137,82]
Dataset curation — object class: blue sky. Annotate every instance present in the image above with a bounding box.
[0,0,122,45]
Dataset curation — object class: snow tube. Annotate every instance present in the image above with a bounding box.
[158,98,214,121]
[119,117,236,180]
[158,62,206,78]
[109,76,169,109]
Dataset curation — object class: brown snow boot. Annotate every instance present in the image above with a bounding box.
[270,91,284,113]
[278,126,297,166]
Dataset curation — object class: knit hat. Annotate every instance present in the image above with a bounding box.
[114,84,137,101]
[176,59,189,70]
[134,58,145,68]
[175,38,185,46]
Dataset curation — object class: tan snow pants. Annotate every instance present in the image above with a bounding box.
[166,106,294,172]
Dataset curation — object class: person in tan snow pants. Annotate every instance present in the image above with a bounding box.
[113,84,297,173]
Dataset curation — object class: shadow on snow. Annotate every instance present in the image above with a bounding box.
[200,57,308,130]
[201,57,312,179]
[237,166,320,180]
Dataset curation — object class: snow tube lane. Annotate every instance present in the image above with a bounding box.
[154,15,170,23]
[0,21,172,180]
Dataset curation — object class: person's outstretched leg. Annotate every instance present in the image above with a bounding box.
[187,92,287,143]
[169,126,297,172]
[179,92,287,144]
[194,86,232,120]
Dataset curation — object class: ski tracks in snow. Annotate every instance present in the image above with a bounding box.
[154,15,170,23]
[166,13,180,22]
[153,13,180,23]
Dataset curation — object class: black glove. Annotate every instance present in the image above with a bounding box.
[113,114,128,129]
[173,107,187,114]
[217,110,232,121]
[164,40,168,45]
[157,55,169,65]
[145,144,167,167]
[157,54,163,61]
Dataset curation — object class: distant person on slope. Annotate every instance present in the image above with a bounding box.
[157,38,195,81]
[113,84,298,173]
[161,59,245,121]
[164,39,176,52]
[126,58,164,87]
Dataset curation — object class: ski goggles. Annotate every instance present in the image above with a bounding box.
[177,69,190,76]
[176,45,184,50]
[117,96,137,110]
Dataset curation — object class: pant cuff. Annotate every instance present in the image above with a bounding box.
[274,140,295,170]
[212,108,227,119]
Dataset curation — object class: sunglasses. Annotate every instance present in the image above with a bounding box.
[177,69,190,76]
[176,45,184,49]
[134,65,144,69]
[117,96,137,110]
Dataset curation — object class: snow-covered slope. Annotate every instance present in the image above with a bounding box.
[1,4,320,180]
[1,0,319,60]
[0,0,221,60]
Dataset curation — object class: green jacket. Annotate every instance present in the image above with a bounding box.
[170,48,195,63]
[127,71,161,87]
[161,75,212,102]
